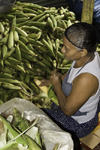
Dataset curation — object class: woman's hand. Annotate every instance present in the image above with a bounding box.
[39,79,51,87]
[39,70,62,88]
[50,71,62,88]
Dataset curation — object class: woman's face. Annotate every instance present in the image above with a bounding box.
[61,35,82,61]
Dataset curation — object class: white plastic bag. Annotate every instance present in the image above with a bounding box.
[0,97,74,150]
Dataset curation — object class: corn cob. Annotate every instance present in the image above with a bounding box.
[0,22,4,33]
[18,40,36,56]
[23,8,39,15]
[8,30,14,49]
[21,25,41,32]
[0,34,8,46]
[15,27,28,37]
[3,47,15,60]
[15,44,22,61]
[10,11,28,18]
[2,83,21,90]
[14,30,19,42]
[2,45,8,58]
[7,57,22,65]
[0,78,20,84]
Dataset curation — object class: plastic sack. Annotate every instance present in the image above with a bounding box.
[0,97,74,150]
[0,0,16,14]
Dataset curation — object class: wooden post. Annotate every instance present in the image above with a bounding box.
[81,0,95,24]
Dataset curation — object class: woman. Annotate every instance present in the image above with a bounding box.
[40,22,100,139]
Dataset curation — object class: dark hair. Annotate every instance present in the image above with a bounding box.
[64,22,100,53]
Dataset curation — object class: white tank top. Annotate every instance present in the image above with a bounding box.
[67,52,100,124]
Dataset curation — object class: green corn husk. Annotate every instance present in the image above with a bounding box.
[47,84,59,105]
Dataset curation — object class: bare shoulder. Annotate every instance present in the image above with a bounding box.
[73,73,99,95]
[63,73,99,116]
[74,73,98,84]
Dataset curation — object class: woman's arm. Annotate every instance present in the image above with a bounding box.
[39,72,67,87]
[61,72,67,81]
[50,72,99,116]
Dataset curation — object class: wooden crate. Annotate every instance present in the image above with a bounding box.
[80,113,100,150]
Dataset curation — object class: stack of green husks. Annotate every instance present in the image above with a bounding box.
[0,108,47,150]
[0,1,99,107]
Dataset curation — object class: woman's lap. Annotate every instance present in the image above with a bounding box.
[42,105,99,138]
